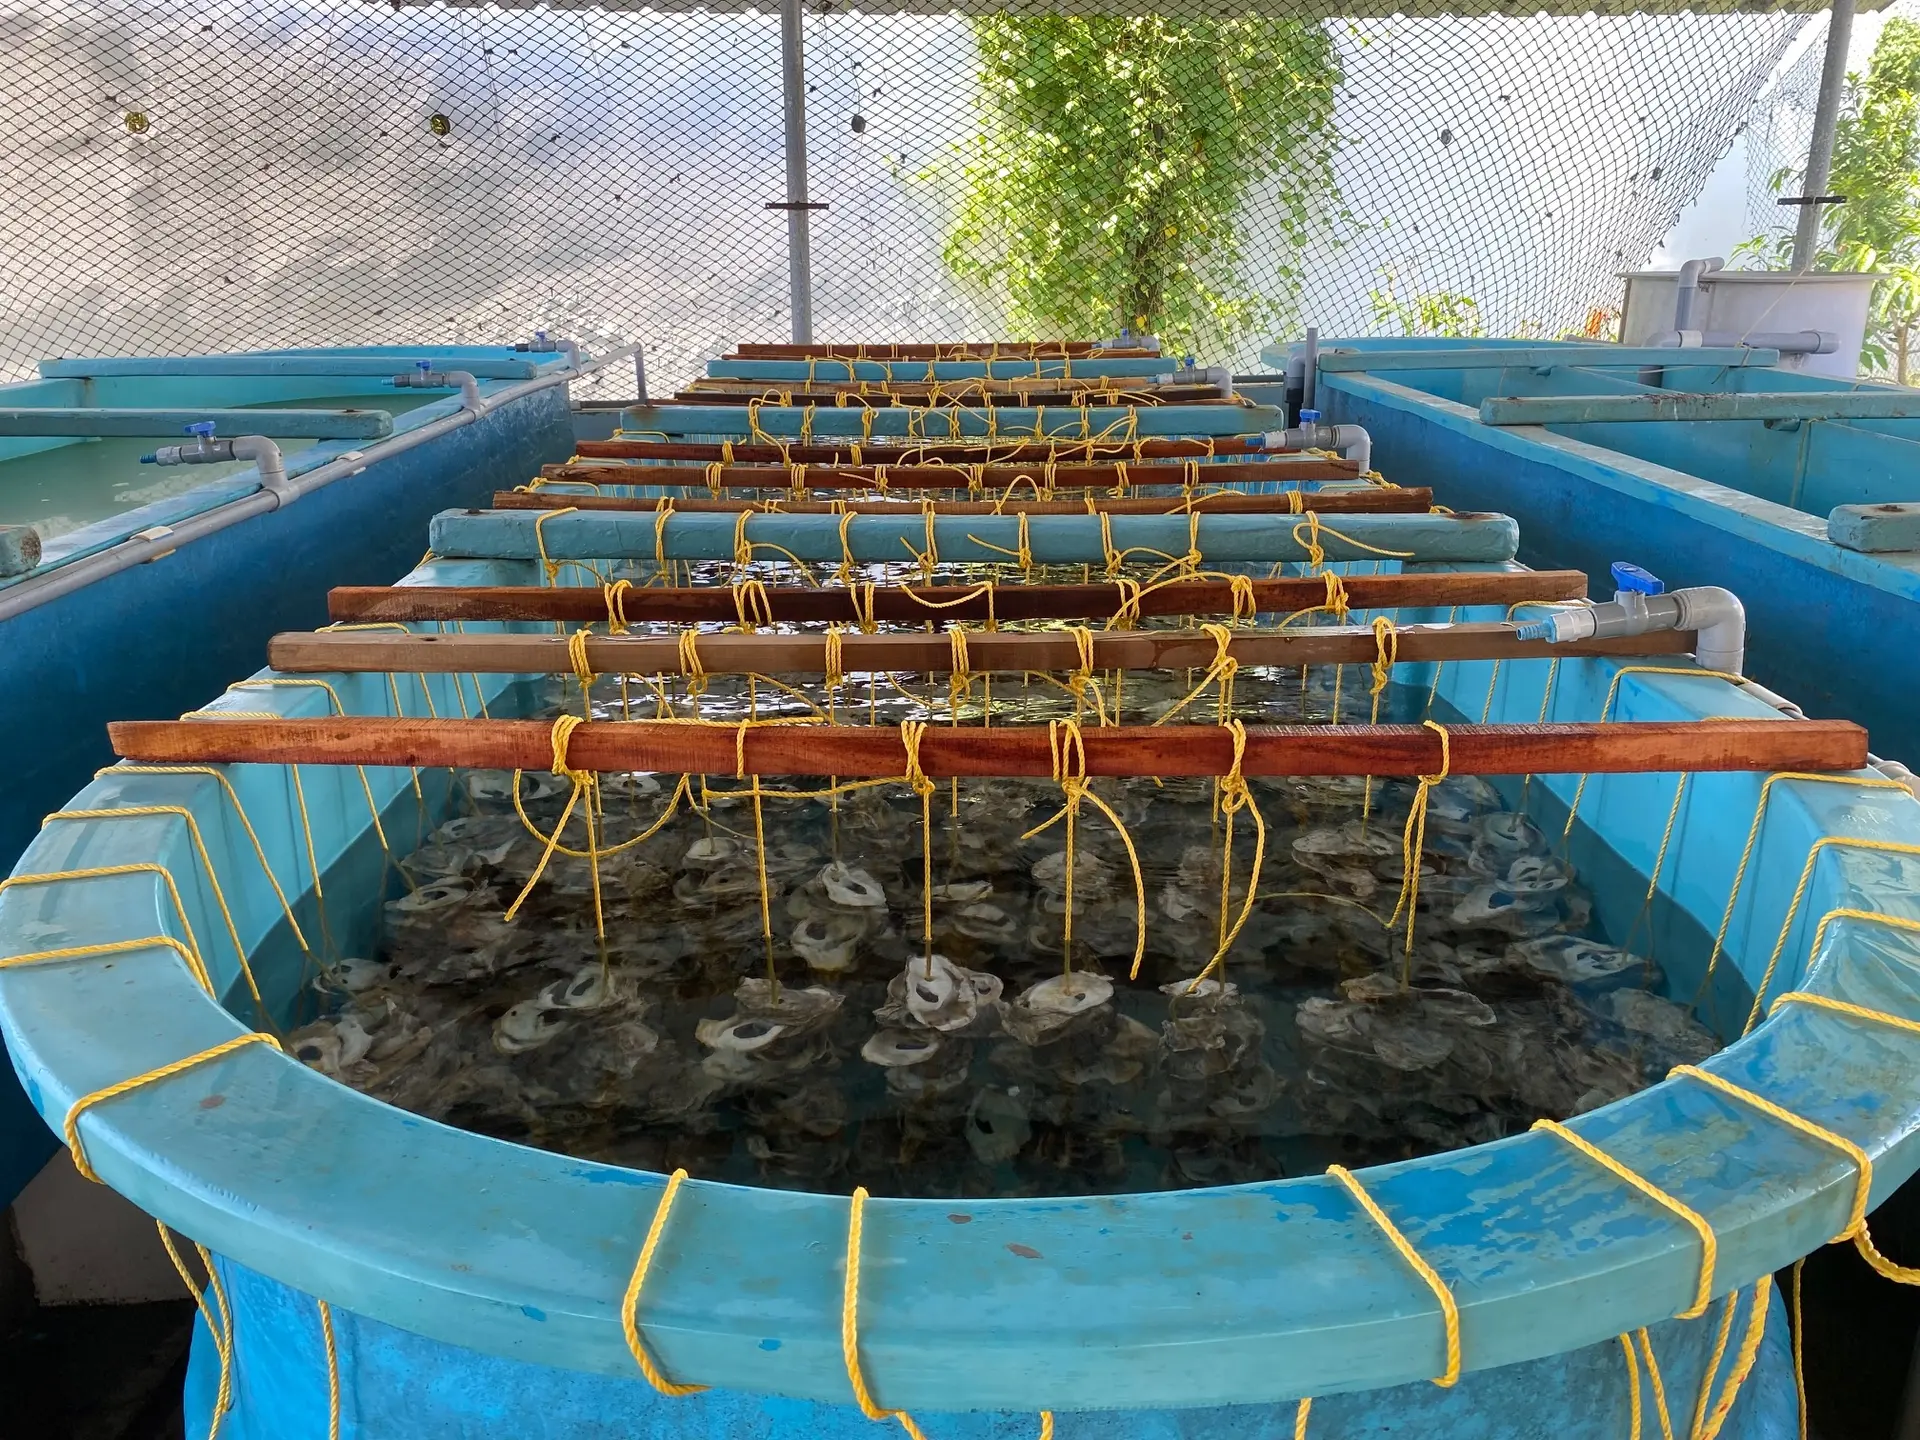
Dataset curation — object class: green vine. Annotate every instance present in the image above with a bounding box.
[943,14,1342,354]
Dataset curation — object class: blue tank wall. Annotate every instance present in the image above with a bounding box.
[184,1258,1797,1440]
[0,385,572,1206]
[1318,376,1920,769]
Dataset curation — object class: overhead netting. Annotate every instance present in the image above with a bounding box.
[0,0,1845,386]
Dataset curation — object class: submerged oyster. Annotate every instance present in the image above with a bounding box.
[965,1086,1032,1164]
[998,972,1113,1046]
[494,1000,567,1055]
[820,862,887,909]
[792,913,866,972]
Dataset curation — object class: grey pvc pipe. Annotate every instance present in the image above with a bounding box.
[1650,329,1837,356]
[1671,257,1723,332]
[0,347,637,625]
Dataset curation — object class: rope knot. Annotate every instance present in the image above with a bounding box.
[604,578,633,633]
[549,713,589,782]
[899,720,937,800]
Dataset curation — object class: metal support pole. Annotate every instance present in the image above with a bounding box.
[1791,0,1857,270]
[779,0,814,345]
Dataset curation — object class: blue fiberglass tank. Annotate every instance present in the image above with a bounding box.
[1277,336,1920,774]
[0,346,580,1205]
[2,505,1913,1438]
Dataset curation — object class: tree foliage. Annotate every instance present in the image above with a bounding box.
[943,15,1341,353]
[1740,19,1920,381]
[1367,269,1484,338]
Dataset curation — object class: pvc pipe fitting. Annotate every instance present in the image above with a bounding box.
[1651,329,1838,356]
[1672,256,1723,332]
[1516,580,1745,675]
[1257,414,1372,475]
[392,365,483,409]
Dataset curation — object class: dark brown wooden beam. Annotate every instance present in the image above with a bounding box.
[670,383,1226,407]
[109,717,1870,779]
[269,625,1696,678]
[492,489,1427,517]
[729,343,1157,360]
[685,376,1210,398]
[572,438,1284,465]
[539,459,1356,490]
[327,572,1593,626]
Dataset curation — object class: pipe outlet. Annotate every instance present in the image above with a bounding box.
[1514,563,1744,675]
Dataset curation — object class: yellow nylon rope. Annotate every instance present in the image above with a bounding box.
[900,720,937,967]
[1636,1328,1677,1440]
[1530,1119,1716,1318]
[605,578,634,632]
[1620,1333,1644,1440]
[532,505,580,585]
[1019,719,1147,979]
[317,1299,341,1440]
[1389,720,1452,980]
[64,1032,282,1182]
[1187,719,1267,990]
[1744,837,1920,1035]
[1326,1163,1462,1386]
[1697,773,1910,1003]
[1696,1278,1775,1440]
[621,1168,708,1395]
[157,1221,233,1438]
[842,1187,930,1440]
[503,716,605,940]
[102,765,311,955]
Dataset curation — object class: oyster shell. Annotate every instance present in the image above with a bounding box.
[965,1086,1031,1164]
[861,1028,944,1067]
[820,862,887,909]
[792,913,866,972]
[998,972,1113,1046]
[494,1000,567,1055]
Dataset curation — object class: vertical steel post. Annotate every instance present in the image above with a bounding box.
[1791,0,1857,270]
[779,0,814,345]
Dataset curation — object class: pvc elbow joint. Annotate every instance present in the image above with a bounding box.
[1515,583,1744,676]
[1670,585,1745,675]
[393,367,483,409]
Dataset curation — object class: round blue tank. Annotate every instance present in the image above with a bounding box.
[2,549,1917,1439]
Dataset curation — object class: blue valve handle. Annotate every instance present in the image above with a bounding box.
[1299,408,1321,425]
[185,421,217,437]
[1610,561,1664,595]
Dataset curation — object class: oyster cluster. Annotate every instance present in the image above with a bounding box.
[282,670,1723,1195]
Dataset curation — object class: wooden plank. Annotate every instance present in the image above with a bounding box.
[492,489,1428,517]
[685,375,1195,397]
[269,624,1697,677]
[540,458,1356,489]
[730,343,1158,360]
[574,438,1280,464]
[672,383,1225,407]
[627,401,1273,441]
[328,571,1592,625]
[108,717,1871,779]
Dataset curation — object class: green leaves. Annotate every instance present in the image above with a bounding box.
[942,14,1341,352]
